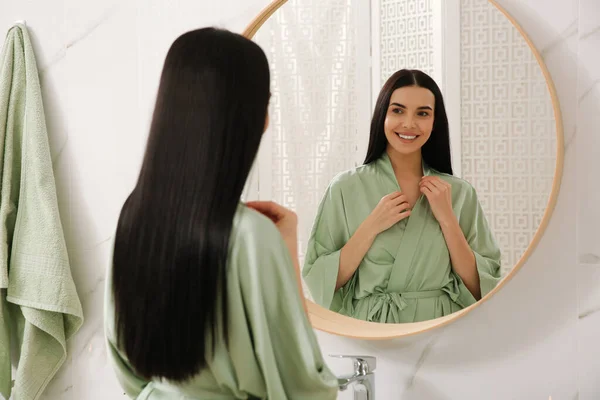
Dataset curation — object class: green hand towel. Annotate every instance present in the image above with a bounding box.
[0,24,84,400]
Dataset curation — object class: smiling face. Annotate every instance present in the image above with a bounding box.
[384,85,435,156]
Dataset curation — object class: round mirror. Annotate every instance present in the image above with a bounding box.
[244,0,563,338]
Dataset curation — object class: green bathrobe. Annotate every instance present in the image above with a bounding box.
[303,153,502,324]
[104,205,338,399]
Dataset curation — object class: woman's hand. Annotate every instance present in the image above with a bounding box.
[419,177,455,226]
[364,192,411,236]
[245,201,298,258]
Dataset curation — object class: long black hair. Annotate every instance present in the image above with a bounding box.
[112,28,270,382]
[363,69,453,175]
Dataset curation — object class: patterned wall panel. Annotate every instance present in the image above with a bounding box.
[379,0,435,85]
[254,0,359,266]
[460,0,556,274]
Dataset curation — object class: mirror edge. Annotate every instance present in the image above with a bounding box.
[243,0,565,339]
[242,0,288,38]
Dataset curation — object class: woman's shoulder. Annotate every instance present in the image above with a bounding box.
[230,205,292,275]
[233,204,281,241]
[327,163,377,192]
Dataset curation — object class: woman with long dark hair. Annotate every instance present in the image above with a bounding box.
[303,69,501,324]
[104,28,338,399]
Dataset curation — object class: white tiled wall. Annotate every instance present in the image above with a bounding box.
[0,0,597,398]
[575,0,600,399]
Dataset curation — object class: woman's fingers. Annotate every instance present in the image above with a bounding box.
[426,179,443,190]
[420,181,436,193]
[384,191,403,201]
[392,195,409,207]
[245,201,285,220]
[393,209,411,222]
[421,176,450,190]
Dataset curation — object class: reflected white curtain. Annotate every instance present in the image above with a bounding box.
[254,0,360,269]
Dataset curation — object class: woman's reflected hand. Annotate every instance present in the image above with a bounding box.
[365,191,411,236]
[419,177,455,226]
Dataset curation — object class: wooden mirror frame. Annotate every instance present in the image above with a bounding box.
[243,0,565,339]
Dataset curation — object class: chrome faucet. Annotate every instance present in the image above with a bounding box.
[331,355,376,400]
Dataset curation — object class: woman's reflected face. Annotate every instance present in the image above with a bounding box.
[384,85,435,155]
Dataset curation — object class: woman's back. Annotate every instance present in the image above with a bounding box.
[105,205,338,399]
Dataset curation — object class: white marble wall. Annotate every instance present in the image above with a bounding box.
[0,0,597,399]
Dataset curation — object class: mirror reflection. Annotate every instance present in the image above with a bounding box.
[303,70,501,323]
[252,0,557,323]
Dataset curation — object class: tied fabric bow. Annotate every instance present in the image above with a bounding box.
[367,287,409,323]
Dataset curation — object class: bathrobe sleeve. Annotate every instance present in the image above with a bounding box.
[455,184,502,304]
[302,181,350,310]
[105,337,149,398]
[232,212,339,400]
